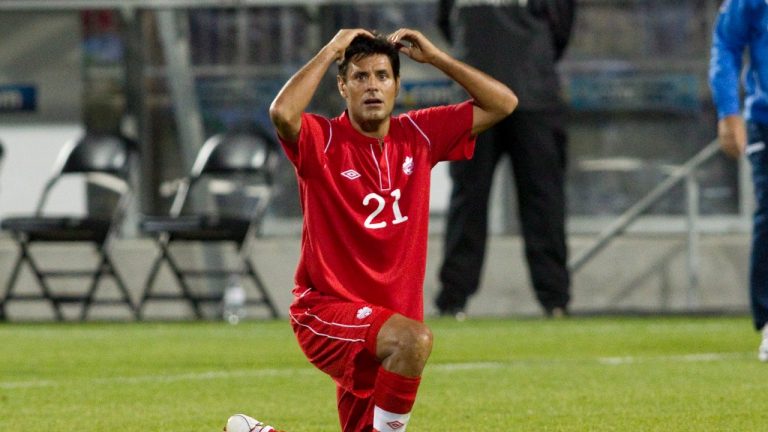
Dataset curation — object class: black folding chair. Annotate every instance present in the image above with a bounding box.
[0,134,138,321]
[0,140,4,189]
[0,140,4,193]
[0,141,3,320]
[137,132,279,320]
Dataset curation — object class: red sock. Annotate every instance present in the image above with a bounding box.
[373,367,421,414]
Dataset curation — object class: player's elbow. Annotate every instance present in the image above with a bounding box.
[500,91,518,117]
[269,99,300,139]
[471,91,518,136]
[268,99,290,128]
[488,91,518,124]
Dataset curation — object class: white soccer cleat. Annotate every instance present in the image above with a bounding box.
[224,414,276,432]
[759,326,768,363]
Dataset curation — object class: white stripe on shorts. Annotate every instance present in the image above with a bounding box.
[746,141,765,155]
[289,311,368,343]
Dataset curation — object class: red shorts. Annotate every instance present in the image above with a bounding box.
[289,287,394,399]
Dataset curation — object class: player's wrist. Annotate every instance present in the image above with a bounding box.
[318,43,345,66]
[424,48,449,67]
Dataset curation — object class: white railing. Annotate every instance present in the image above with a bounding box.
[568,139,722,307]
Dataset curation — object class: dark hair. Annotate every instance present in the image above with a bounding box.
[338,34,400,80]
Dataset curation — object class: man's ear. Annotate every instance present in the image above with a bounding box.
[395,77,400,98]
[337,75,347,99]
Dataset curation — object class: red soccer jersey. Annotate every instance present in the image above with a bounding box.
[279,101,476,321]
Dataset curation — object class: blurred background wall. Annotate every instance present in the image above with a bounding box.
[0,0,750,319]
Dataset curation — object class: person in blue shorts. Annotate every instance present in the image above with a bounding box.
[709,0,768,361]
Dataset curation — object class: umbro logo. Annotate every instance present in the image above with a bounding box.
[341,169,361,180]
[386,420,405,430]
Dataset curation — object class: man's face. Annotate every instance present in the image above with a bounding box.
[338,54,400,132]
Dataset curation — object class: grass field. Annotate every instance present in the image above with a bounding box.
[1,315,766,431]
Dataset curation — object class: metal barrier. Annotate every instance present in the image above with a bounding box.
[568,140,722,307]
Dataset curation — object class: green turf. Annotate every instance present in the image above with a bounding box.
[0,316,765,431]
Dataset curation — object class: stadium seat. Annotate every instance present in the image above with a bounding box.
[0,133,139,321]
[136,132,279,320]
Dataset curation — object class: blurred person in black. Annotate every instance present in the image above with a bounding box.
[436,0,575,318]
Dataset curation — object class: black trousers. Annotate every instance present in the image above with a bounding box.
[437,110,570,313]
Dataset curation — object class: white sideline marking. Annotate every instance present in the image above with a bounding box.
[1,379,59,389]
[0,368,315,389]
[597,352,746,365]
[432,362,506,371]
[0,363,504,390]
[0,354,747,390]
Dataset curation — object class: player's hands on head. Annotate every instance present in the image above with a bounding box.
[327,28,375,63]
[388,28,441,64]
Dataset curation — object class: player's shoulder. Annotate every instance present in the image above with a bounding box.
[299,112,336,136]
[395,104,454,124]
[392,109,434,135]
[399,102,472,124]
[392,106,453,147]
[304,111,333,125]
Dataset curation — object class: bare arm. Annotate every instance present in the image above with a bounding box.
[388,28,518,135]
[717,114,747,158]
[269,29,374,142]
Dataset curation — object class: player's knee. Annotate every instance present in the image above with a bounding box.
[379,316,433,362]
[378,317,434,375]
[403,321,433,360]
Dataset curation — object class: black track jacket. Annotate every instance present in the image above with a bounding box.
[438,0,575,111]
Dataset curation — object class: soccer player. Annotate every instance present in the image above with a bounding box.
[226,28,516,432]
[709,0,768,362]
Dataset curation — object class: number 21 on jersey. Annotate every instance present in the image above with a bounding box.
[363,188,408,229]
